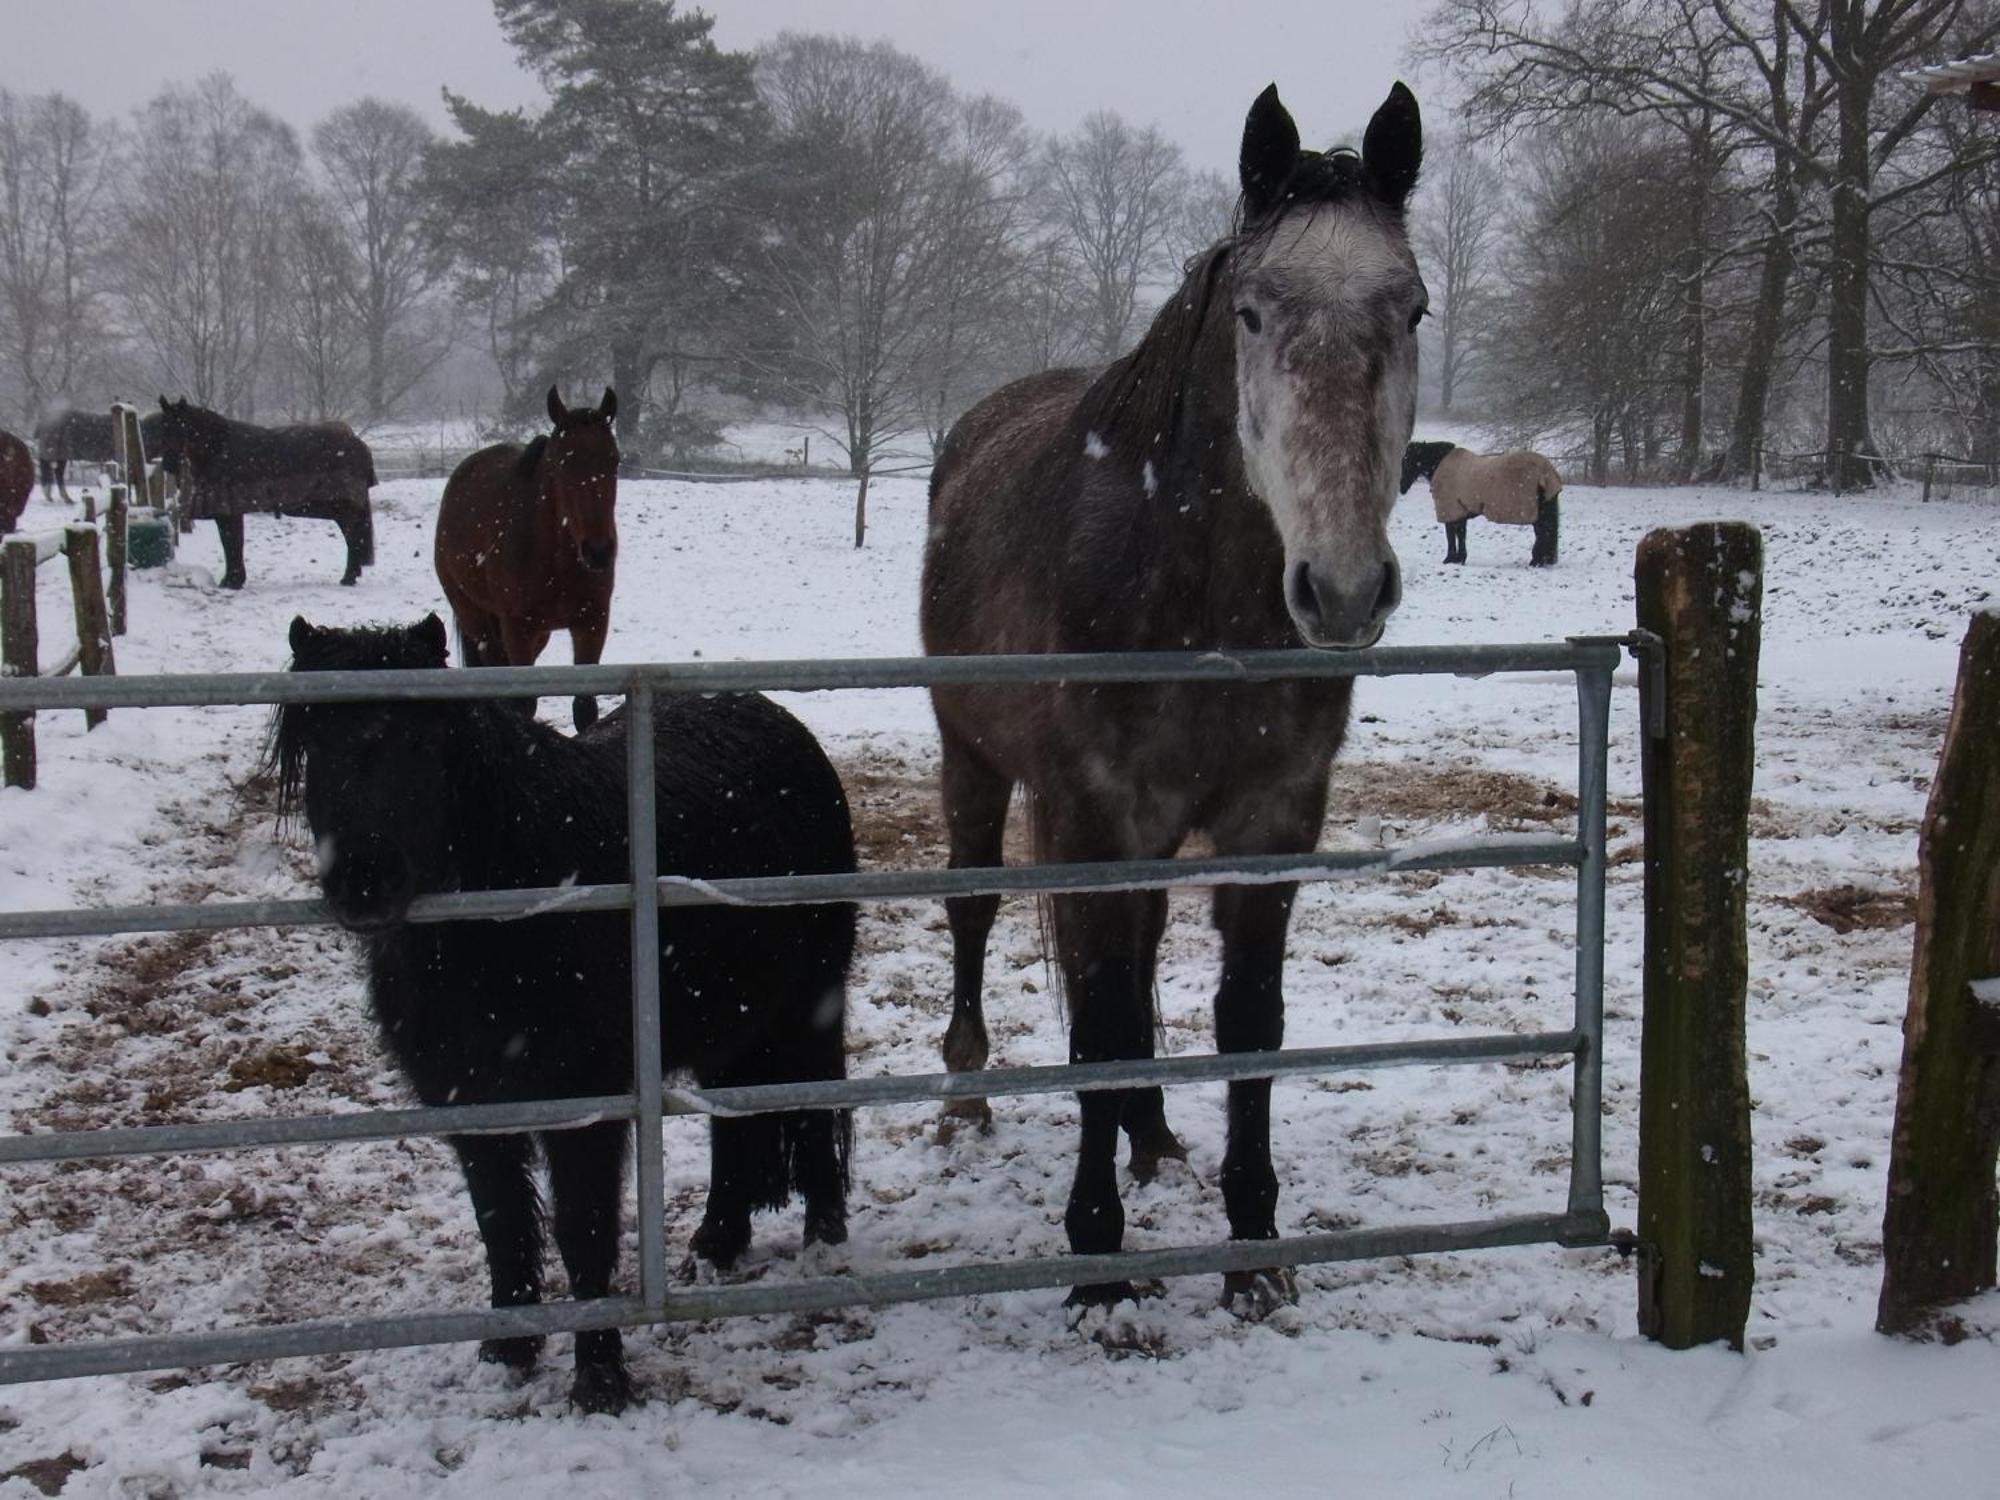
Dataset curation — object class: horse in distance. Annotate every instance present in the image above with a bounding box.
[151,397,376,589]
[1402,440,1562,566]
[275,614,858,1413]
[921,81,1426,1316]
[33,406,164,503]
[433,386,620,731]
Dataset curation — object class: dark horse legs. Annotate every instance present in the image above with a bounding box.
[336,506,373,586]
[214,514,247,590]
[1529,494,1560,566]
[1443,518,1468,564]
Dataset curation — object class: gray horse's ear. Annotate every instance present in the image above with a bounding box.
[414,613,449,663]
[547,385,568,427]
[1363,81,1422,211]
[599,387,617,423]
[159,395,170,411]
[289,617,317,657]
[1240,83,1299,221]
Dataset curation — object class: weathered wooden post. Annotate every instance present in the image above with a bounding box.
[1634,522,1762,1350]
[105,482,128,637]
[1,534,39,789]
[63,524,113,728]
[1876,611,2000,1336]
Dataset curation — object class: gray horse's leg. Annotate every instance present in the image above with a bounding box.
[936,727,1012,1133]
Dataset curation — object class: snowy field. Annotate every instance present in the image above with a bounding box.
[1,466,1998,1496]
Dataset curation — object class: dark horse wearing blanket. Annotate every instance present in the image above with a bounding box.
[152,397,375,590]
[276,616,857,1413]
[434,387,619,730]
[0,429,32,533]
[1402,440,1561,567]
[921,82,1425,1316]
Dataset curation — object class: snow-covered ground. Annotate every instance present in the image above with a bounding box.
[1,467,1998,1497]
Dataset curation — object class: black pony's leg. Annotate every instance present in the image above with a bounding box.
[1441,522,1454,564]
[690,1113,783,1271]
[541,1121,634,1414]
[215,514,246,590]
[936,727,1012,1132]
[791,1107,851,1249]
[449,1132,545,1372]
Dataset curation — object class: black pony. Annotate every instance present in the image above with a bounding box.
[154,397,376,589]
[275,616,858,1413]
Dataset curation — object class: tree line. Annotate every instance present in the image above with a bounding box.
[1,0,1993,488]
[0,0,1231,477]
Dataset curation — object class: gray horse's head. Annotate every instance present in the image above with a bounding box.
[1229,82,1425,648]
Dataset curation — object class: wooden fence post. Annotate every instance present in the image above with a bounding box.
[1634,522,1762,1351]
[1,535,39,790]
[106,482,128,637]
[64,524,113,729]
[1876,611,2000,1336]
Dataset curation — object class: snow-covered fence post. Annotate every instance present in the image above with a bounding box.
[1633,522,1761,1351]
[1876,610,2000,1336]
[2,535,39,789]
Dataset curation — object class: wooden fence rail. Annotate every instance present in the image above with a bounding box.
[1,519,118,790]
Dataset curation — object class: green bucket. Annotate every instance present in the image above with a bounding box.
[127,509,174,569]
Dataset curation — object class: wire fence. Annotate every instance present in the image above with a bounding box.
[0,638,1627,1385]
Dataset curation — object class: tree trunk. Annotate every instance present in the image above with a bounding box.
[1634,522,1762,1352]
[1826,41,1877,492]
[1876,612,2000,1336]
[1725,165,1798,482]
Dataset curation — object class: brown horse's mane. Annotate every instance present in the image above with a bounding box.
[515,433,550,480]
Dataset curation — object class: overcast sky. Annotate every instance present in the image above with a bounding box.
[4,0,1429,173]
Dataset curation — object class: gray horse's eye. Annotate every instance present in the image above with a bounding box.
[1237,307,1263,335]
[1409,299,1429,334]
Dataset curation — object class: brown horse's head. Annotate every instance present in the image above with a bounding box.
[542,385,619,572]
[1228,83,1425,648]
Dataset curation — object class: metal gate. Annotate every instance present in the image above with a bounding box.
[0,638,1627,1384]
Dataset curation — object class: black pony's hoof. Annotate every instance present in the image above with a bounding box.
[478,1333,544,1373]
[570,1359,637,1416]
[572,695,599,732]
[1063,1278,1163,1324]
[340,573,360,587]
[220,573,246,591]
[803,1209,848,1248]
[689,1215,751,1273]
[1221,1266,1299,1320]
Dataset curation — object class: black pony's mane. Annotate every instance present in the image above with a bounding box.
[515,433,550,479]
[1072,146,1373,456]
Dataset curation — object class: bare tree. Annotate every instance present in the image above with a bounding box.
[1037,112,1188,359]
[753,34,959,486]
[314,99,446,423]
[1413,135,1502,413]
[1162,167,1240,272]
[119,74,302,413]
[279,192,365,422]
[0,91,116,423]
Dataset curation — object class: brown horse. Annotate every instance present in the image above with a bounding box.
[921,81,1425,1317]
[434,387,620,730]
[0,429,32,533]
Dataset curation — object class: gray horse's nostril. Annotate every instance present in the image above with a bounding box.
[1287,560,1323,632]
[1373,558,1402,623]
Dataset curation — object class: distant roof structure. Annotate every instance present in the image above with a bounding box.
[1903,52,2000,110]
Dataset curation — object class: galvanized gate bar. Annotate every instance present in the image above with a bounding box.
[0,836,1583,943]
[0,1028,1583,1165]
[0,641,1629,714]
[624,681,670,1315]
[1568,657,1614,1229]
[0,637,1629,1387]
[0,1208,1600,1387]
